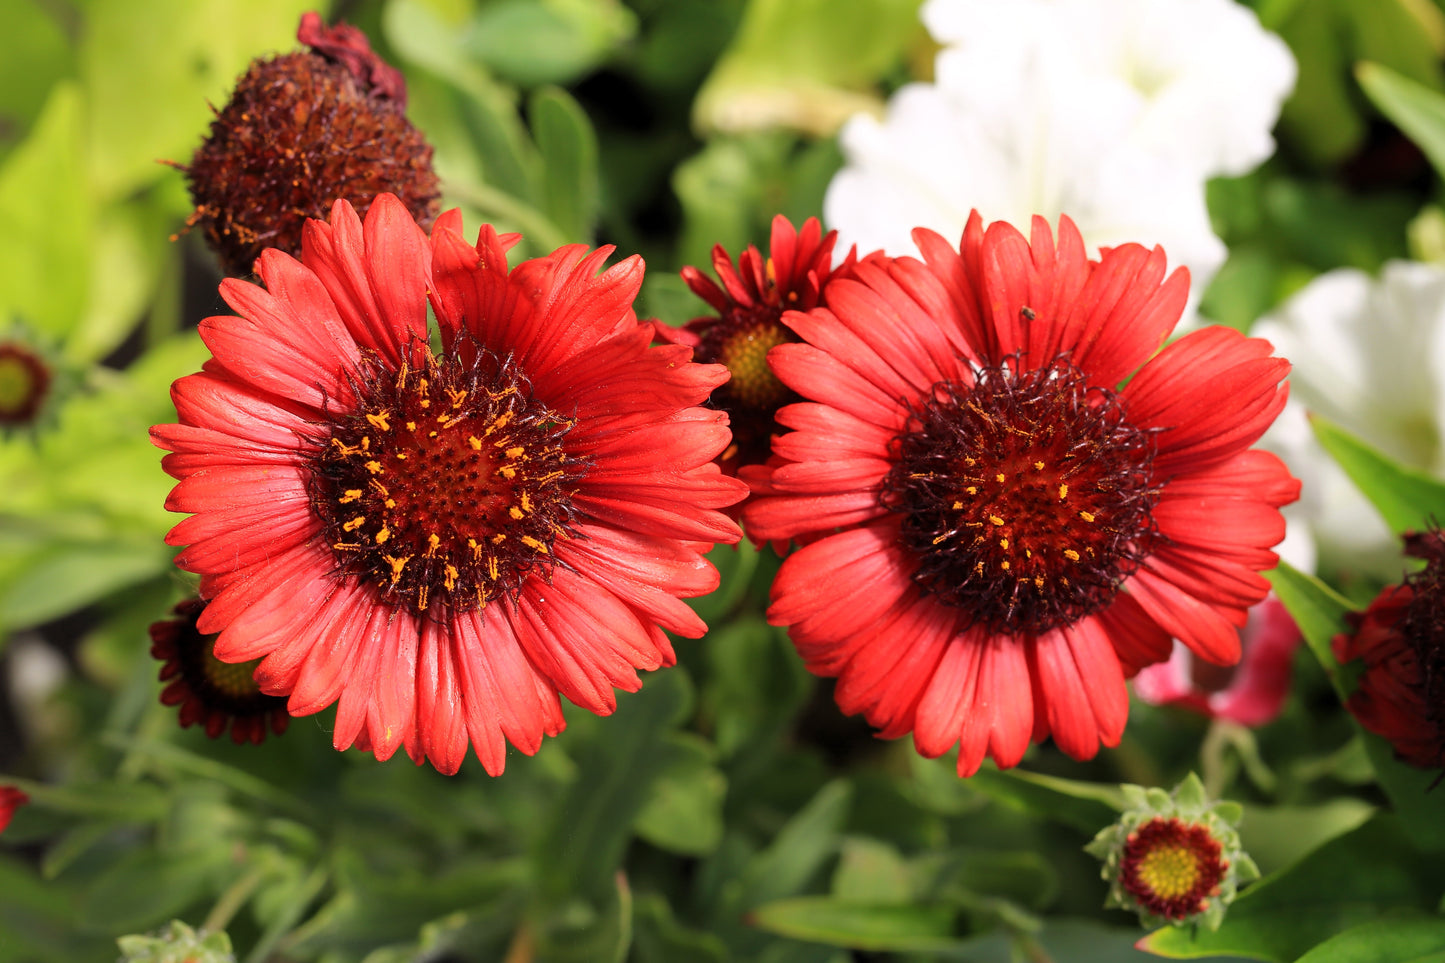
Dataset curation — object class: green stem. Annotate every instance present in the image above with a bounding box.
[203,864,267,935]
[1200,720,1232,798]
[247,864,329,963]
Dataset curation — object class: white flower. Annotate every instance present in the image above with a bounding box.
[922,0,1297,180]
[825,70,1226,315]
[824,0,1296,325]
[1253,262,1445,574]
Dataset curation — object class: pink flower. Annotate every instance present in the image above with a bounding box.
[0,787,27,835]
[1132,595,1301,726]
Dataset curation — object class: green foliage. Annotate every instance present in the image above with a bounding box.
[1142,815,1445,961]
[1359,61,1445,181]
[693,0,925,136]
[3,1,1445,961]
[1270,0,1445,165]
[1312,414,1445,537]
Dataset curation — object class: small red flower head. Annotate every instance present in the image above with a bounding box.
[150,597,289,744]
[1334,528,1445,771]
[745,212,1297,775]
[1119,817,1227,921]
[151,195,746,775]
[0,340,51,428]
[180,12,439,276]
[1087,773,1257,930]
[0,786,28,835]
[659,216,862,476]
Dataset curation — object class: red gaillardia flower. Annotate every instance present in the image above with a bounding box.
[1334,529,1445,771]
[0,786,27,835]
[151,194,746,775]
[180,12,439,276]
[1133,595,1302,727]
[150,598,289,744]
[744,213,1297,775]
[658,216,863,477]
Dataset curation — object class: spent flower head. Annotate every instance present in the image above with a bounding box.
[1334,528,1445,773]
[179,12,439,276]
[1086,773,1258,930]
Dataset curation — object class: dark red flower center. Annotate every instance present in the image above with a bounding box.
[309,344,585,616]
[1400,530,1445,748]
[150,598,289,743]
[0,342,51,426]
[883,355,1160,635]
[1120,817,1227,920]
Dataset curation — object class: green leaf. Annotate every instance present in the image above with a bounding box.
[78,848,227,934]
[1312,406,1445,538]
[1237,799,1375,875]
[632,732,727,856]
[704,615,810,760]
[1358,62,1445,183]
[831,837,911,903]
[535,668,693,900]
[689,541,760,626]
[945,919,1201,963]
[0,82,90,340]
[693,0,924,135]
[534,870,634,963]
[462,0,637,89]
[81,0,317,200]
[748,897,958,952]
[1275,0,1367,164]
[1294,918,1445,962]
[385,0,544,208]
[0,539,175,630]
[735,780,854,912]
[286,849,524,955]
[0,0,73,159]
[1275,0,1445,166]
[1360,733,1445,853]
[927,849,1059,913]
[631,893,728,963]
[1140,814,1445,961]
[1265,560,1353,699]
[0,853,111,963]
[69,195,180,365]
[530,85,600,243]
[673,137,776,271]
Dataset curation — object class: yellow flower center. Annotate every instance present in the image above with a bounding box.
[1136,843,1202,901]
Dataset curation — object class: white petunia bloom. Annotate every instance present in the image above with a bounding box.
[824,0,1295,324]
[1253,262,1445,575]
[923,0,1297,179]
